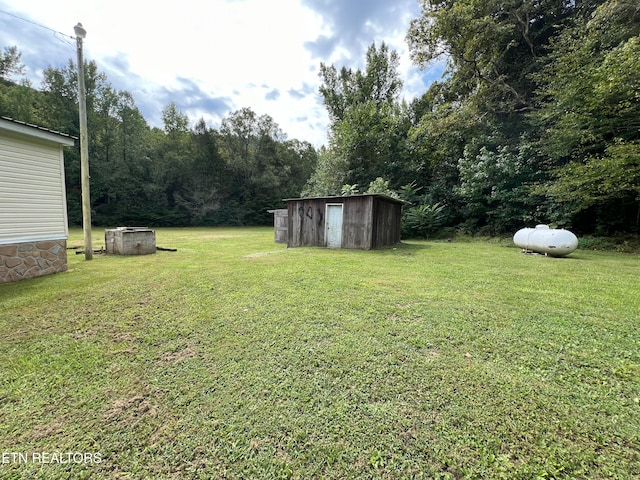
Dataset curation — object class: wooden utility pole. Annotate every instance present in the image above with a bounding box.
[74,23,92,260]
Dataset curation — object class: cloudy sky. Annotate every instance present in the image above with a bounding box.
[0,0,444,147]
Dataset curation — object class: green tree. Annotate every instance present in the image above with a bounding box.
[0,46,39,122]
[0,79,42,123]
[456,138,543,233]
[279,139,318,198]
[407,0,575,115]
[39,59,158,226]
[536,0,640,160]
[92,92,154,225]
[302,146,348,197]
[404,0,590,233]
[319,42,402,123]
[174,118,226,223]
[0,45,24,81]
[220,107,293,224]
[534,0,640,232]
[365,177,399,198]
[405,83,479,230]
[540,141,640,233]
[142,103,194,225]
[39,60,80,133]
[333,101,411,188]
[317,42,410,190]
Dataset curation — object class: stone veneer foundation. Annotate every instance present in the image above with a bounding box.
[0,240,68,283]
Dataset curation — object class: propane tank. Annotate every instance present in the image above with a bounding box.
[513,224,578,257]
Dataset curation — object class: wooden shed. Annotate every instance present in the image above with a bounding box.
[267,209,288,243]
[0,117,75,283]
[285,194,406,249]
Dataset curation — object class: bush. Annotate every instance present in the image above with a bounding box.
[402,202,446,238]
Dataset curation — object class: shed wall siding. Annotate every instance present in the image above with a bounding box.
[372,198,402,248]
[288,199,328,248]
[342,196,373,249]
[286,195,404,249]
[0,131,69,245]
[270,209,288,243]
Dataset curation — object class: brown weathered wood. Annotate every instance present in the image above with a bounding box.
[268,209,288,243]
[284,194,405,249]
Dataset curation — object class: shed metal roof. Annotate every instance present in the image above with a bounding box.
[283,193,409,205]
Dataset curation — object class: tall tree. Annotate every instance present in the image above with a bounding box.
[39,59,158,225]
[0,46,33,121]
[534,0,640,232]
[407,0,576,116]
[280,139,318,198]
[220,107,290,224]
[0,45,24,81]
[404,0,587,233]
[535,0,640,161]
[0,78,42,123]
[302,146,348,197]
[319,42,402,123]
[92,91,154,224]
[315,42,408,192]
[142,102,194,224]
[174,118,226,223]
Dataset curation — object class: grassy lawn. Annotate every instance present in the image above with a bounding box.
[1,227,639,479]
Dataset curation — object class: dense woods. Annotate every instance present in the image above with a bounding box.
[307,0,639,235]
[0,52,317,227]
[1,0,638,235]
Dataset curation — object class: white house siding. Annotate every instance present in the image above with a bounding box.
[0,130,69,245]
[0,120,73,282]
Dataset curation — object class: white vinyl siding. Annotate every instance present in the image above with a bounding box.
[0,130,70,245]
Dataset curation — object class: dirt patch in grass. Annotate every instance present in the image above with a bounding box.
[103,395,158,422]
[71,329,96,340]
[112,332,138,343]
[27,419,66,441]
[161,347,197,363]
[200,234,245,240]
[243,250,287,258]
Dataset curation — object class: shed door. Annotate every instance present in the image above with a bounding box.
[325,204,343,248]
[274,211,288,243]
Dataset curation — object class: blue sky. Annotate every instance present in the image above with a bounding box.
[0,0,445,147]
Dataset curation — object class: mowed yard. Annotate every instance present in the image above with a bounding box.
[1,227,638,479]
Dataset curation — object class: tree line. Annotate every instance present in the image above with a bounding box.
[2,0,639,235]
[0,50,317,227]
[307,0,639,236]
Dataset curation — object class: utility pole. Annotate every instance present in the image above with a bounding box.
[74,22,92,260]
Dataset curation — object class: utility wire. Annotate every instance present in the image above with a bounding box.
[0,8,75,42]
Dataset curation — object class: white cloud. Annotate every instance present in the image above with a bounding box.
[0,0,443,147]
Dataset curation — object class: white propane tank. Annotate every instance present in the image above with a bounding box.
[513,224,578,257]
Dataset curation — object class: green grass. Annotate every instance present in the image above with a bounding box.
[1,227,639,479]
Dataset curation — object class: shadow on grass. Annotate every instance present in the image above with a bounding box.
[377,241,432,255]
[517,251,588,261]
